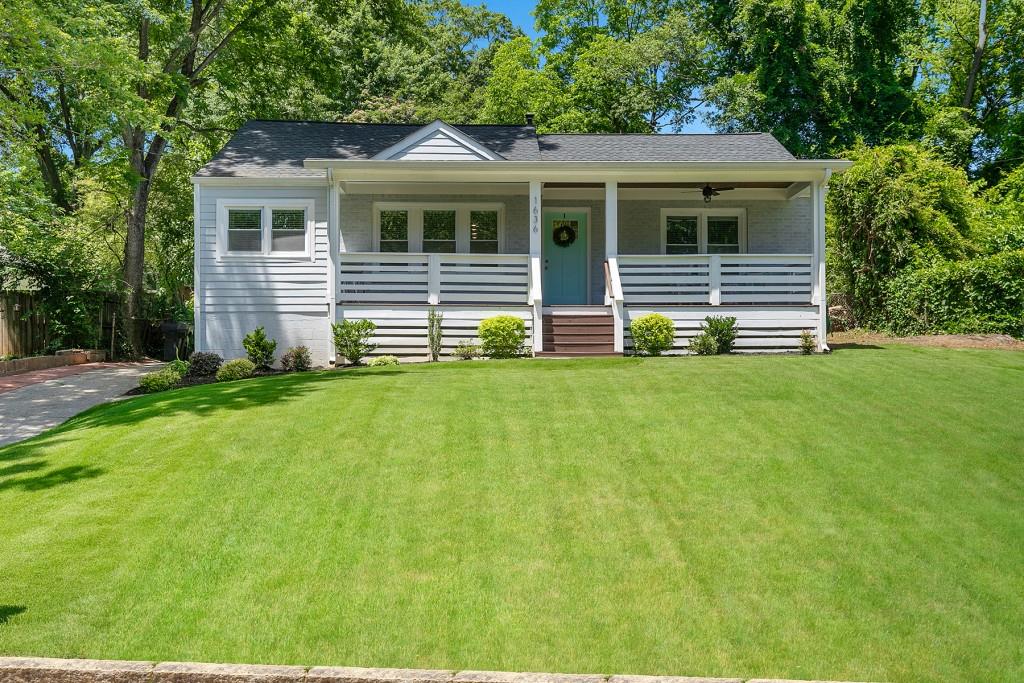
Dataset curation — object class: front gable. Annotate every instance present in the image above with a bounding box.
[372,120,504,161]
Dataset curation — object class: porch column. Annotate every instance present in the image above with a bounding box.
[605,181,618,257]
[816,170,831,350]
[328,178,341,364]
[529,180,543,353]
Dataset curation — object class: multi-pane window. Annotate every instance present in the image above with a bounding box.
[469,210,499,253]
[707,216,740,253]
[662,210,744,254]
[375,205,502,253]
[665,215,699,254]
[271,209,306,252]
[222,202,311,257]
[379,210,409,252]
[227,209,263,252]
[423,210,457,253]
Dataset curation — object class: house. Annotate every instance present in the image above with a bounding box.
[192,119,850,364]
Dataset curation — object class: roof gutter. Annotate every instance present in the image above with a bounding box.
[302,159,851,184]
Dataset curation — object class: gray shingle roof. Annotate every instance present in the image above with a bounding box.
[195,120,795,177]
[537,133,794,162]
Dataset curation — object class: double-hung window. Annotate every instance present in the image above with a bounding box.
[218,199,314,258]
[373,203,503,253]
[661,209,745,254]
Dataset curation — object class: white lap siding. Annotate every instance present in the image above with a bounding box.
[197,184,332,365]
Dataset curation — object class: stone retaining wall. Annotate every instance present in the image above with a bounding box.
[0,350,106,377]
[0,658,880,683]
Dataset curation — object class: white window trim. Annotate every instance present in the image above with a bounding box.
[372,202,505,253]
[660,208,747,254]
[216,198,316,260]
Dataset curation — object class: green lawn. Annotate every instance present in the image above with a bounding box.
[1,347,1022,682]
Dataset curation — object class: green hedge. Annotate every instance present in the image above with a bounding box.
[882,250,1024,337]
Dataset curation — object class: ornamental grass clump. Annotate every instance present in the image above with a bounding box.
[242,326,277,369]
[477,315,526,358]
[630,313,675,356]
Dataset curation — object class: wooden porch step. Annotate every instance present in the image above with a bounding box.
[535,351,621,358]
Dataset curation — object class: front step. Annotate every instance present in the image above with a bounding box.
[541,307,618,357]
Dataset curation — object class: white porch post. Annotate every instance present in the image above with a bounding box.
[817,169,831,351]
[529,180,543,353]
[192,182,203,351]
[605,181,618,258]
[605,180,624,353]
[328,177,341,364]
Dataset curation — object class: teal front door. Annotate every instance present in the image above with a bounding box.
[543,211,589,305]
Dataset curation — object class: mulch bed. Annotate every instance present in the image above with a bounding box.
[123,368,286,396]
[829,330,1024,350]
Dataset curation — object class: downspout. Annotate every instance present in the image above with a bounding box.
[818,168,832,352]
[327,168,339,365]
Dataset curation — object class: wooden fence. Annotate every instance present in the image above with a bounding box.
[0,292,46,357]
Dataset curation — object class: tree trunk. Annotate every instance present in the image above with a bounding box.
[962,0,988,110]
[121,176,151,357]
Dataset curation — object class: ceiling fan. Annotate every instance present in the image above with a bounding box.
[680,183,737,203]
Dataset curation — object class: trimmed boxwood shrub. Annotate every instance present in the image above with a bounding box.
[216,358,256,382]
[281,346,313,371]
[139,369,179,393]
[882,250,1024,337]
[478,315,526,358]
[630,313,675,356]
[243,326,277,369]
[367,355,400,367]
[186,351,222,377]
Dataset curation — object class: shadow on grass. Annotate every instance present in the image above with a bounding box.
[829,342,886,352]
[0,369,407,493]
[0,605,26,625]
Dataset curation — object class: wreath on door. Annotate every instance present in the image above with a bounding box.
[552,219,578,247]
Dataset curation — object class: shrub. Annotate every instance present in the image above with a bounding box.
[186,351,222,377]
[453,340,480,360]
[800,330,816,355]
[332,319,377,365]
[368,355,400,367]
[703,316,738,354]
[242,326,277,369]
[478,315,526,358]
[165,359,189,377]
[427,307,443,362]
[882,250,1024,337]
[630,313,675,356]
[216,358,255,382]
[689,333,718,356]
[281,346,313,372]
[139,369,179,393]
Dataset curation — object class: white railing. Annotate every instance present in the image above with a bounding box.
[339,252,530,305]
[617,254,813,306]
[604,258,625,352]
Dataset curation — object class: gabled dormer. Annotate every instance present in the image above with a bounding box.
[372,120,505,161]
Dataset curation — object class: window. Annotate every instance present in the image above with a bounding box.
[661,209,745,254]
[271,209,306,252]
[665,215,698,254]
[470,210,499,253]
[227,209,263,252]
[423,210,457,253]
[707,216,740,253]
[374,203,503,253]
[218,199,313,258]
[379,210,409,252]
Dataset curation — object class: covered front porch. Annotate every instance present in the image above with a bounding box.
[317,162,834,357]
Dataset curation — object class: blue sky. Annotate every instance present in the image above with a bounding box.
[465,1,714,133]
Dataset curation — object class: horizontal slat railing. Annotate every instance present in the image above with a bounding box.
[338,252,530,305]
[618,254,813,306]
